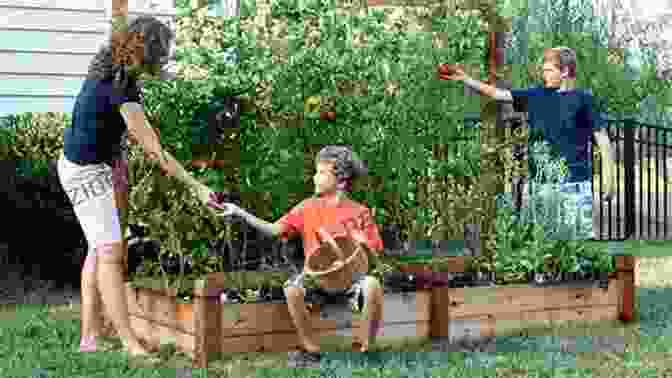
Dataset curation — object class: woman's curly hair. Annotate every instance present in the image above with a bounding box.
[86,16,174,92]
[315,145,368,193]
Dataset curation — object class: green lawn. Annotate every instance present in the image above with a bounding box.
[2,240,671,377]
[582,239,672,257]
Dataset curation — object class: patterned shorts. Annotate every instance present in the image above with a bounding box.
[524,180,594,240]
[283,271,370,313]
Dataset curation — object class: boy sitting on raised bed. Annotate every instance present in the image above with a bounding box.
[210,145,385,358]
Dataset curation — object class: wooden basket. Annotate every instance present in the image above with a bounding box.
[303,225,369,291]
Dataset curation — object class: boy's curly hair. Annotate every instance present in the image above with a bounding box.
[315,145,368,193]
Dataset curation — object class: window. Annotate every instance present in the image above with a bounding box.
[206,0,238,17]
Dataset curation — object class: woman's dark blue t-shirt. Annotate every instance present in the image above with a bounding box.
[510,86,605,183]
[63,78,142,166]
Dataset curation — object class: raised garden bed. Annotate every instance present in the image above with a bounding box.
[122,273,433,367]
[115,256,636,368]
[430,256,637,342]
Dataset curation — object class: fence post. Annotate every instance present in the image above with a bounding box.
[616,255,636,322]
[623,118,636,240]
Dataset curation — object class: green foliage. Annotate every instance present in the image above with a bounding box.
[492,140,614,281]
[158,0,488,225]
[126,0,501,288]
[0,112,70,176]
[504,0,672,120]
[1,0,634,291]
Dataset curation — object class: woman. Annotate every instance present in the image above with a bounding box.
[57,16,220,357]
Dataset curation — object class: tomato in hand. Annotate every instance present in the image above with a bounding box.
[320,111,336,122]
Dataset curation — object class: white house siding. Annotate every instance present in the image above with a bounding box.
[0,0,177,117]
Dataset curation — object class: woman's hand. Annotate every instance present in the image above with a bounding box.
[194,184,213,207]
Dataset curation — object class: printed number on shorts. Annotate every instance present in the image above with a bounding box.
[66,172,114,206]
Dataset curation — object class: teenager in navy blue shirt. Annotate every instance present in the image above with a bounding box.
[439,46,616,240]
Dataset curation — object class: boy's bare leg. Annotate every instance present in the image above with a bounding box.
[284,286,320,352]
[357,276,384,352]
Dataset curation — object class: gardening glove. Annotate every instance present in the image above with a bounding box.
[208,192,242,222]
[213,202,241,218]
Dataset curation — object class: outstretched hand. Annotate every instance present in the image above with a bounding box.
[213,202,239,218]
[206,191,240,219]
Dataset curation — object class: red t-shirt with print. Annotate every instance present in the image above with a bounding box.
[277,196,384,258]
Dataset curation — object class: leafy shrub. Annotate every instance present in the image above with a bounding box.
[493,140,614,282]
[129,0,499,290]
[0,113,69,177]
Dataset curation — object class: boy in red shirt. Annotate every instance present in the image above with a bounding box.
[213,145,385,360]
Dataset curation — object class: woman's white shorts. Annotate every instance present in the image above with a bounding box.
[56,152,124,253]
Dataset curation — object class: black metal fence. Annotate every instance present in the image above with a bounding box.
[463,113,672,240]
[596,117,672,240]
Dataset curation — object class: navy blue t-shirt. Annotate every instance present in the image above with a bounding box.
[510,86,605,183]
[63,77,142,165]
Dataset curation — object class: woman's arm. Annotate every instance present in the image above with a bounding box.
[119,102,204,191]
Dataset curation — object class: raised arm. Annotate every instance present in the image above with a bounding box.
[463,77,513,102]
[438,65,513,102]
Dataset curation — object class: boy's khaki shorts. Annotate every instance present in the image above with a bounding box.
[283,271,369,313]
[521,180,594,240]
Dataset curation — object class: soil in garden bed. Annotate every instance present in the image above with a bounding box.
[161,268,614,304]
[173,271,500,304]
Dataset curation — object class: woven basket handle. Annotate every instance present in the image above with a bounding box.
[304,245,363,277]
[316,227,346,261]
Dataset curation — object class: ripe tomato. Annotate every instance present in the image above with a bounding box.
[320,111,336,121]
[438,64,457,75]
[190,159,210,169]
[212,160,226,169]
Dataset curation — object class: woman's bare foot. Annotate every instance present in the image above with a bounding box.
[79,335,99,352]
[123,340,151,356]
[301,339,321,353]
[352,341,369,352]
